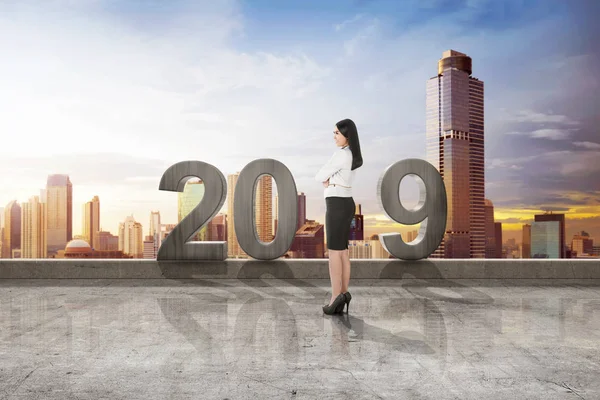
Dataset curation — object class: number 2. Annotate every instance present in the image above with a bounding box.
[157,161,228,261]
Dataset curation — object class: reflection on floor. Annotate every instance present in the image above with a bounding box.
[1,279,599,399]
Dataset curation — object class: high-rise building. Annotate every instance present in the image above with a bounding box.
[94,231,119,251]
[143,235,155,259]
[494,222,503,258]
[2,201,21,258]
[349,203,364,241]
[534,212,566,258]
[21,195,47,258]
[484,199,496,258]
[274,193,278,236]
[207,213,227,242]
[297,192,306,231]
[426,50,485,258]
[0,206,4,257]
[289,220,325,258]
[531,221,560,258]
[368,235,393,259]
[178,179,207,241]
[46,175,73,256]
[161,223,177,242]
[149,210,161,258]
[405,229,419,242]
[522,224,531,258]
[571,231,593,257]
[348,241,374,259]
[82,196,100,250]
[255,175,273,242]
[118,215,143,258]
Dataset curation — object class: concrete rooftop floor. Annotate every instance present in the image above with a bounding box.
[1,278,599,399]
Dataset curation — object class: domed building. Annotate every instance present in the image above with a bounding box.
[64,239,93,258]
[56,238,131,259]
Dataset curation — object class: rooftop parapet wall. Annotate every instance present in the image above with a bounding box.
[1,259,599,279]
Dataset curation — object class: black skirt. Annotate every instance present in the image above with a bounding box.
[325,196,355,250]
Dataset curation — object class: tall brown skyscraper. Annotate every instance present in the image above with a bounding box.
[2,201,21,258]
[255,175,273,242]
[484,199,496,258]
[522,224,531,258]
[297,192,306,231]
[149,210,161,258]
[46,174,73,256]
[83,196,100,249]
[426,50,485,258]
[494,222,503,258]
[21,195,47,258]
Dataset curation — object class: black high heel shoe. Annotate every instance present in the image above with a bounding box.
[343,291,352,313]
[323,293,345,315]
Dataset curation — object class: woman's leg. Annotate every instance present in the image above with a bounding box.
[342,198,354,293]
[328,249,344,304]
[341,248,350,293]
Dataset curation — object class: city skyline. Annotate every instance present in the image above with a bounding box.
[0,0,598,244]
[2,172,596,259]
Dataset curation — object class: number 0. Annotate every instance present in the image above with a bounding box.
[234,159,298,260]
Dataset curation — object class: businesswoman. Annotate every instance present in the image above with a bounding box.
[314,118,363,315]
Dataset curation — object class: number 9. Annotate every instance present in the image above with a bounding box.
[377,158,447,260]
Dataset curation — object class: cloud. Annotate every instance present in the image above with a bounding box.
[334,14,364,31]
[531,129,574,140]
[496,217,531,224]
[487,153,544,169]
[573,141,600,150]
[488,149,600,178]
[505,128,578,140]
[343,17,380,56]
[0,0,333,164]
[511,110,579,125]
[0,153,173,187]
[537,206,571,212]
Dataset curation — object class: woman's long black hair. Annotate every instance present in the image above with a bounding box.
[336,118,363,171]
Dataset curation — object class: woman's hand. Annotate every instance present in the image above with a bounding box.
[322,178,330,188]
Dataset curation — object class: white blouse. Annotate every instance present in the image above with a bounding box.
[314,145,354,198]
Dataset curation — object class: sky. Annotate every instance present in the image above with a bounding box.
[0,0,598,244]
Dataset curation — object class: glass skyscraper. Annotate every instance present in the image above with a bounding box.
[178,180,207,241]
[46,174,73,257]
[426,50,485,258]
[531,221,560,258]
[534,212,566,258]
